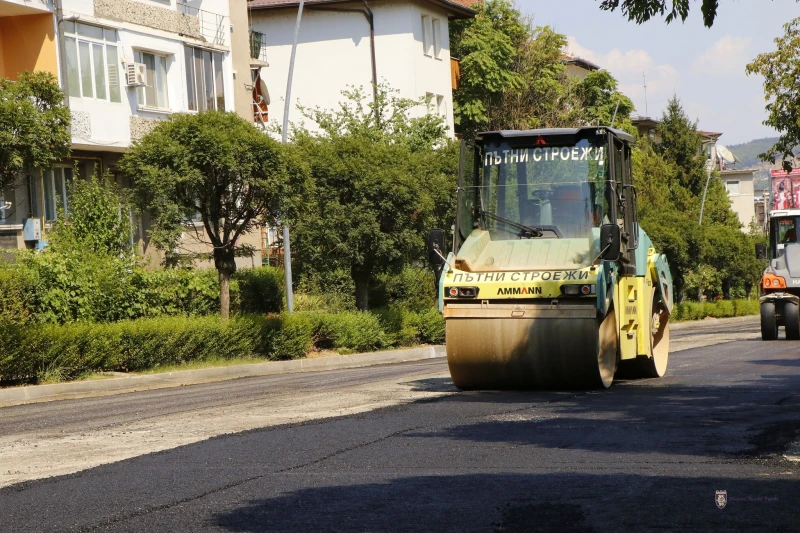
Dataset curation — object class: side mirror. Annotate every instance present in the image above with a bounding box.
[427,228,446,265]
[600,224,621,261]
[755,242,767,260]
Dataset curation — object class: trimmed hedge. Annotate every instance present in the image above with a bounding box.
[0,308,446,384]
[0,316,264,382]
[672,299,759,321]
[0,263,285,325]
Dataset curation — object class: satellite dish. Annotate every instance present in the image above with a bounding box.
[259,77,270,106]
[716,144,741,165]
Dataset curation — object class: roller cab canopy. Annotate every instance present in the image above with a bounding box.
[453,126,640,274]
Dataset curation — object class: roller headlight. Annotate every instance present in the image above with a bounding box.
[444,286,479,298]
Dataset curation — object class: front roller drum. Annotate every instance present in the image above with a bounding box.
[446,309,617,390]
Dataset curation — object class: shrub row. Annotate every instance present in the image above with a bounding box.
[672,299,759,321]
[0,261,284,325]
[0,308,446,384]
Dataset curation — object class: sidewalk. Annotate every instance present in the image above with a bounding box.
[0,345,445,407]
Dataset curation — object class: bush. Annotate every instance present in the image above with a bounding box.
[372,307,419,347]
[0,258,291,325]
[233,266,284,314]
[266,312,315,360]
[416,307,446,344]
[295,268,357,312]
[673,299,759,321]
[0,315,265,382]
[318,312,386,353]
[370,266,437,311]
[0,265,36,325]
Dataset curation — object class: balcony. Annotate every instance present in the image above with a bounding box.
[0,0,58,80]
[249,30,267,63]
[177,2,227,46]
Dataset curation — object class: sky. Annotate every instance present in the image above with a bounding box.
[519,0,800,145]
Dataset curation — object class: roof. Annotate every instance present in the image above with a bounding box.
[477,126,635,144]
[248,0,477,17]
[564,56,600,72]
[631,116,660,127]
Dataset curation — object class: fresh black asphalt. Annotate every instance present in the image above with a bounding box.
[1,319,799,532]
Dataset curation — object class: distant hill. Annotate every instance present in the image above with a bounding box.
[726,137,779,168]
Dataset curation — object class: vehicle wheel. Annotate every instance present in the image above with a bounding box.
[761,301,778,340]
[785,302,800,340]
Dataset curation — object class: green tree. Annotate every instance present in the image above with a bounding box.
[0,71,71,189]
[577,70,636,131]
[746,17,800,169]
[451,1,634,137]
[120,111,301,319]
[449,0,529,137]
[656,96,706,194]
[634,97,759,301]
[291,86,457,310]
[597,0,798,28]
[597,0,722,28]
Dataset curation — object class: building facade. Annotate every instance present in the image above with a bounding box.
[721,169,757,231]
[1,0,263,267]
[247,0,474,137]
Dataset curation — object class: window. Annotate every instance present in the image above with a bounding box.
[432,19,441,58]
[64,22,121,102]
[725,181,740,195]
[44,168,73,222]
[184,46,226,111]
[134,51,169,109]
[421,15,431,56]
[436,94,445,117]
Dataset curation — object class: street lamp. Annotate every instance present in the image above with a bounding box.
[699,145,717,225]
[280,0,305,313]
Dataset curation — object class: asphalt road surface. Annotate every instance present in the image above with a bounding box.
[1,317,799,532]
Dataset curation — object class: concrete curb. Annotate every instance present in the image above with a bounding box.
[0,345,446,407]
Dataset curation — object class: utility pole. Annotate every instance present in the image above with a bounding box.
[280,0,304,312]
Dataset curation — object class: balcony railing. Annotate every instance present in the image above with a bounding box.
[249,30,267,62]
[177,2,227,46]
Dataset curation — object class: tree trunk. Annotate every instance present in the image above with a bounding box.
[214,247,237,319]
[219,269,231,319]
[353,270,370,311]
[722,279,731,300]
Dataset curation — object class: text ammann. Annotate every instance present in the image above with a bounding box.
[497,287,543,295]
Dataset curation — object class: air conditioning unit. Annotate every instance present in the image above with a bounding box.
[126,62,147,87]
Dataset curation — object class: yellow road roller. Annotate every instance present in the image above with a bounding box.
[427,126,673,390]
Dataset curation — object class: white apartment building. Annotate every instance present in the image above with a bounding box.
[1,0,262,266]
[247,0,475,137]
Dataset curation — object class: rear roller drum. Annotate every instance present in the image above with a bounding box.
[785,302,800,340]
[616,288,670,379]
[761,301,778,341]
[446,308,618,390]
